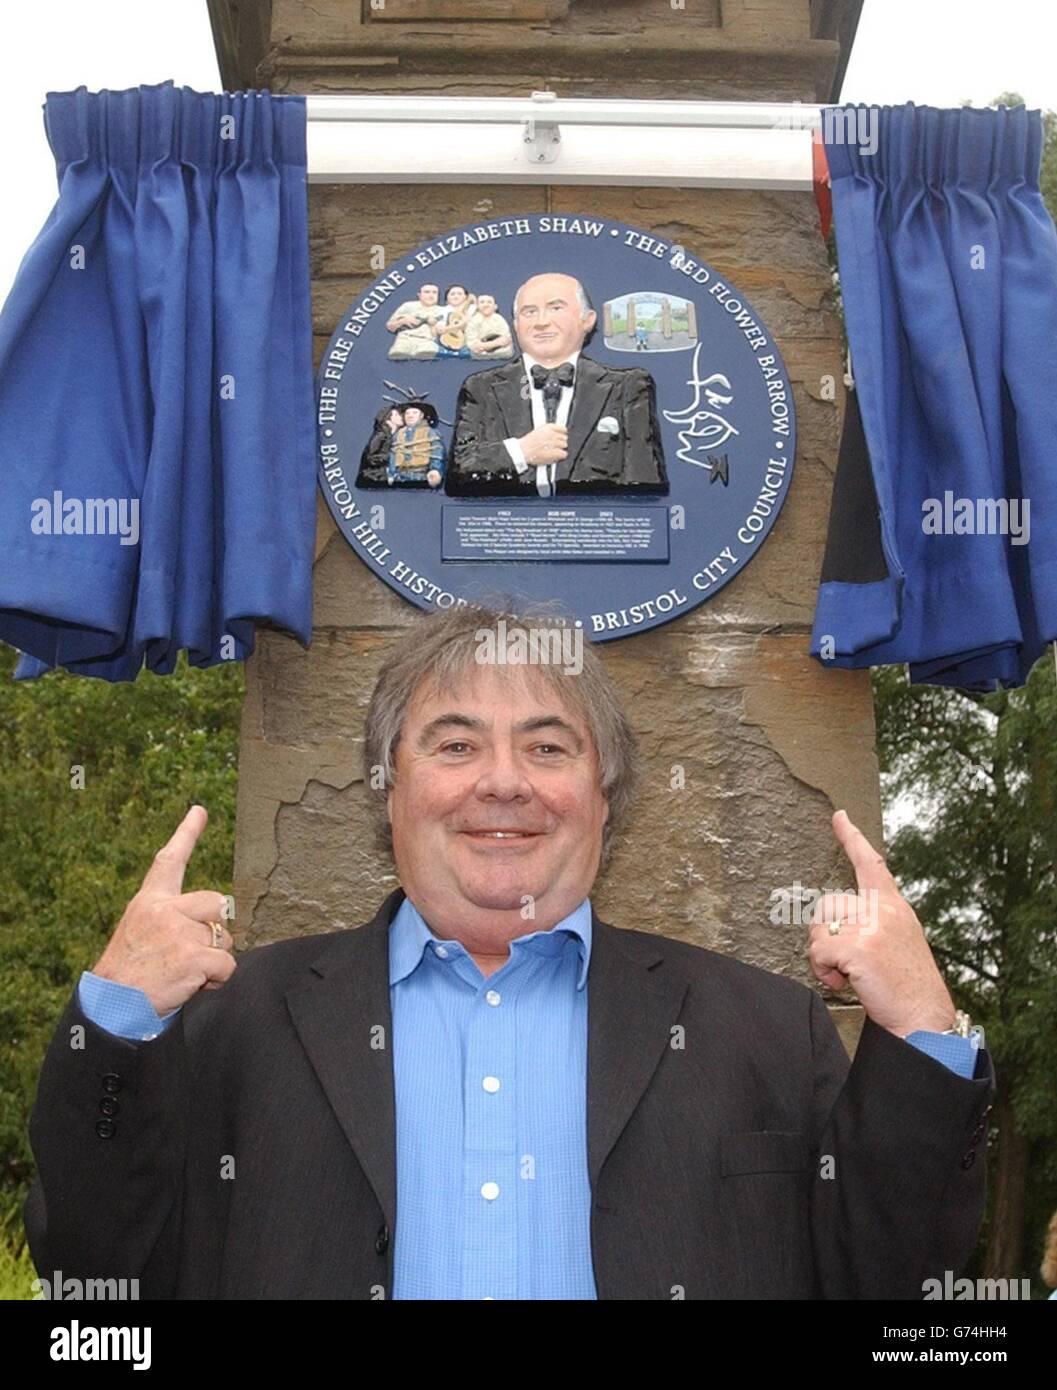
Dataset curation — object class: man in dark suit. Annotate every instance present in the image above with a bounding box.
[23,605,993,1300]
[444,272,668,497]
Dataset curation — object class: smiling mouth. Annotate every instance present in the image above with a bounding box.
[461,830,542,840]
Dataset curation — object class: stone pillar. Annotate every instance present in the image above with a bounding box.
[213,0,870,1054]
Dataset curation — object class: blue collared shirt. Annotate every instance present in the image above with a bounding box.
[387,894,595,1299]
[77,899,979,1300]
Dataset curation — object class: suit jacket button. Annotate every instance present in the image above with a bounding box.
[99,1097,119,1117]
[375,1225,389,1255]
[95,1119,117,1139]
[961,1150,976,1169]
[970,1123,985,1144]
[101,1073,123,1094]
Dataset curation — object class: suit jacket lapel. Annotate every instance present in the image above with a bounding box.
[586,907,689,1189]
[558,356,617,482]
[492,359,533,442]
[285,888,404,1227]
[286,889,690,1226]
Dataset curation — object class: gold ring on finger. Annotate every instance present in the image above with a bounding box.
[209,920,224,949]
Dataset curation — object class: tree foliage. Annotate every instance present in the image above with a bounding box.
[872,654,1057,1290]
[0,644,243,1243]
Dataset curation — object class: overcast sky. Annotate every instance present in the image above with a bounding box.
[0,0,1054,300]
[1,3,219,301]
[841,0,1057,109]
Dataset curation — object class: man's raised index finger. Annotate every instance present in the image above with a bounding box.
[832,809,896,889]
[141,805,209,895]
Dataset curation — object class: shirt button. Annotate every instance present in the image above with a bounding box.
[480,1181,500,1201]
[485,990,501,1007]
[435,946,449,959]
[482,1076,500,1093]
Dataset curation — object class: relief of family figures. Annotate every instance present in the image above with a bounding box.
[385,284,513,361]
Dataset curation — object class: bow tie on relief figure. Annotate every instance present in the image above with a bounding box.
[530,361,576,392]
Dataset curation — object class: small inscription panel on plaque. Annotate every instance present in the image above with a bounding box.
[442,505,670,563]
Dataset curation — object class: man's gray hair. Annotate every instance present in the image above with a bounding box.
[512,276,594,323]
[362,601,637,867]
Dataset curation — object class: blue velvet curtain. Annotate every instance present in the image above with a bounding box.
[811,103,1057,690]
[0,82,316,680]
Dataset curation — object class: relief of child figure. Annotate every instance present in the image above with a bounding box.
[466,293,514,359]
[387,401,446,488]
[433,285,477,358]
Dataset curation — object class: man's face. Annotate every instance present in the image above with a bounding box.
[447,286,467,307]
[514,273,595,366]
[403,406,423,427]
[388,663,608,930]
[419,285,439,307]
[477,295,496,316]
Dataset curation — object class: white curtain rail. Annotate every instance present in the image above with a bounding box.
[305,95,824,129]
[304,93,824,190]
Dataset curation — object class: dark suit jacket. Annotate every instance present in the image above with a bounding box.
[444,355,669,496]
[23,887,994,1300]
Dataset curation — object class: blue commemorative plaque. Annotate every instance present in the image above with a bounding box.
[317,213,795,640]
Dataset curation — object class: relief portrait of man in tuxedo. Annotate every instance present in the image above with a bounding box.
[444,272,669,498]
